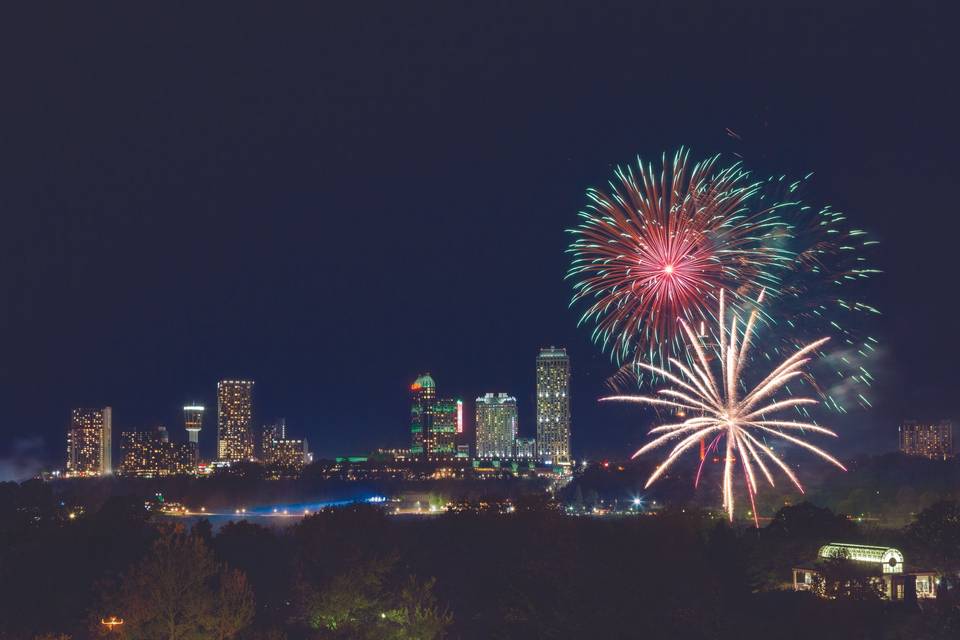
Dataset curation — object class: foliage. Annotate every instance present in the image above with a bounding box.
[907,500,960,573]
[95,524,253,640]
[11,481,960,639]
[297,551,451,639]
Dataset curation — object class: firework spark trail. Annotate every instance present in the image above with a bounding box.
[602,290,846,523]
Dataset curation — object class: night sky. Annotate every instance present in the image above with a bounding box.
[1,2,957,475]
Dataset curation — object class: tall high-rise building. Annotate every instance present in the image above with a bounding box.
[536,347,571,465]
[217,380,254,462]
[899,420,953,460]
[410,373,436,457]
[429,398,459,460]
[475,393,518,459]
[66,407,112,476]
[184,404,204,444]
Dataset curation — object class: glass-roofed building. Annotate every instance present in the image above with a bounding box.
[792,542,939,600]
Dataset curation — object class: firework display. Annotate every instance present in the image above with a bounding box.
[567,149,879,409]
[567,149,791,367]
[602,290,846,525]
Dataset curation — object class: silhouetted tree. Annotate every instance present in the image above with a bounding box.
[296,545,451,639]
[96,524,253,640]
[907,500,960,574]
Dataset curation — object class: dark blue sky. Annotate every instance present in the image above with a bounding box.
[0,2,957,472]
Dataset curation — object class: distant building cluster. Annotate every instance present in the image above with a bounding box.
[61,347,572,480]
[63,379,310,479]
[411,347,572,467]
[119,427,195,478]
[899,420,953,460]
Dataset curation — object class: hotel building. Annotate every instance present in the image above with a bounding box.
[217,380,254,462]
[119,426,196,477]
[66,407,112,476]
[536,347,570,465]
[899,420,953,460]
[410,373,436,457]
[475,393,518,459]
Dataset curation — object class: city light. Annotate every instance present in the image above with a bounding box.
[100,617,124,631]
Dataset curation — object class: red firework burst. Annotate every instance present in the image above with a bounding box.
[567,148,790,366]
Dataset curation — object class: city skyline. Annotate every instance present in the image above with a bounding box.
[44,355,960,475]
[1,4,958,476]
[52,347,574,473]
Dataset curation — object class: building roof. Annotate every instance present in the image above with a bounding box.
[411,373,435,390]
[817,542,904,573]
[538,347,568,359]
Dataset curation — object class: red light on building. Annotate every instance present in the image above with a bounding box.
[411,383,422,391]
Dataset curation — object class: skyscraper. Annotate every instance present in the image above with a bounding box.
[475,393,518,459]
[429,398,459,460]
[217,380,254,462]
[899,420,953,460]
[66,407,112,476]
[410,373,436,457]
[184,404,204,444]
[536,347,571,465]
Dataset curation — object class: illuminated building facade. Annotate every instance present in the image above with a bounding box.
[262,419,309,476]
[119,426,196,477]
[183,404,204,444]
[262,418,287,460]
[66,407,112,476]
[429,398,459,460]
[536,347,570,465]
[410,373,436,457]
[270,439,308,475]
[217,380,254,462]
[899,420,953,460]
[514,436,536,460]
[792,542,938,600]
[476,393,517,459]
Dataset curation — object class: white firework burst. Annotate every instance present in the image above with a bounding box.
[602,289,846,524]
